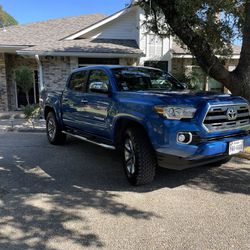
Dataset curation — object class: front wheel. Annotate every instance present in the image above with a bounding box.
[46,112,66,145]
[122,128,157,185]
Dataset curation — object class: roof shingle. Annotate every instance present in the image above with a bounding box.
[18,39,143,55]
[171,40,241,55]
[0,14,107,46]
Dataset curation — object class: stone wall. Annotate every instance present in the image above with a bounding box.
[0,53,8,111]
[5,54,38,110]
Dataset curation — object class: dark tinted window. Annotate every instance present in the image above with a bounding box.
[88,70,109,93]
[68,71,87,92]
[112,67,185,91]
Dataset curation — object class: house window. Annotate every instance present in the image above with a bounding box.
[185,66,223,92]
[148,34,163,58]
[78,58,119,67]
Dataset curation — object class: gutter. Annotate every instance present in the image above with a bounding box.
[18,51,145,58]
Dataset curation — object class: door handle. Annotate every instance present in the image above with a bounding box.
[81,99,88,104]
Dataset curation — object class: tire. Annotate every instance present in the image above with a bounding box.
[122,127,157,185]
[46,112,66,145]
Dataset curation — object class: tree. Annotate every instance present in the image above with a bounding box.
[0,5,18,27]
[137,0,250,101]
[15,66,34,105]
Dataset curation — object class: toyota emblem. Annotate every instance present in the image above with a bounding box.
[227,108,238,121]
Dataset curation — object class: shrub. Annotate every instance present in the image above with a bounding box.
[22,104,41,119]
[15,66,34,105]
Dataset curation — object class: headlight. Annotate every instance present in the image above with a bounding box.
[154,106,197,120]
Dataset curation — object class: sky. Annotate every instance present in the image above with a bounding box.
[1,0,130,24]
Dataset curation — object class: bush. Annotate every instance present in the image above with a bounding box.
[22,104,41,119]
[15,66,34,105]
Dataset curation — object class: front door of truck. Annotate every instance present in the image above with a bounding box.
[61,70,89,130]
[82,69,112,139]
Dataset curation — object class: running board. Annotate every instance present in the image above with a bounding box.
[62,131,116,150]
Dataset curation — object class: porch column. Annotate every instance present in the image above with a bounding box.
[0,53,8,111]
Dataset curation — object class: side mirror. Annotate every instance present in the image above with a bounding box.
[89,82,109,94]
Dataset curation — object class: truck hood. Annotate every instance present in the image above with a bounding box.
[122,90,248,107]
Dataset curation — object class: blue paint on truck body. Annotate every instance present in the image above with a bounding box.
[43,65,250,170]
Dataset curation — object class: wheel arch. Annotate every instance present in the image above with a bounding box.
[44,106,55,120]
[44,105,63,129]
[113,116,153,150]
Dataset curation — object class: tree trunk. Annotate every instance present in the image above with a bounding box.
[153,0,250,102]
[25,91,30,105]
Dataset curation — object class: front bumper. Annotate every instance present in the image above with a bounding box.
[156,133,250,170]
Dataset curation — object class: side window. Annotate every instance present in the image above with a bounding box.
[88,70,109,93]
[68,71,87,92]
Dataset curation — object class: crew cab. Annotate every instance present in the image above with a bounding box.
[43,65,250,185]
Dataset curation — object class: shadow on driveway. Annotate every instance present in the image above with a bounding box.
[0,134,249,249]
[24,137,250,195]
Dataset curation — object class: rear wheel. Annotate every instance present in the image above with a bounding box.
[46,112,66,145]
[122,127,157,185]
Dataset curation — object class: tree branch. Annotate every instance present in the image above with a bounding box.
[154,0,241,93]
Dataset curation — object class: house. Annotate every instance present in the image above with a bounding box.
[0,3,241,111]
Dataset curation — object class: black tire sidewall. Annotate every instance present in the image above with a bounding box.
[122,128,156,185]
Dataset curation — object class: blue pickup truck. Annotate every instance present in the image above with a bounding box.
[43,65,250,185]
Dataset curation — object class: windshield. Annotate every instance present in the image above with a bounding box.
[112,67,185,92]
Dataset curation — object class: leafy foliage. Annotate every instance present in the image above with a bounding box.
[15,66,34,105]
[0,5,18,26]
[21,104,41,119]
[137,0,245,55]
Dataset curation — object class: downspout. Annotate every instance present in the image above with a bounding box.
[35,55,45,109]
[35,55,44,91]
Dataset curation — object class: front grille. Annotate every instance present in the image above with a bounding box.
[203,104,250,132]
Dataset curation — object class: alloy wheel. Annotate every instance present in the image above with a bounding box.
[47,118,56,140]
[124,138,136,175]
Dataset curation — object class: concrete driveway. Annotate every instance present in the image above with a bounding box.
[0,132,249,250]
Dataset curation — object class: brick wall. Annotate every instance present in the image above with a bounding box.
[41,56,72,91]
[0,53,8,111]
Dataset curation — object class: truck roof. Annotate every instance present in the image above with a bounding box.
[71,65,162,73]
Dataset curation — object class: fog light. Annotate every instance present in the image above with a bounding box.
[178,134,186,143]
[177,132,192,144]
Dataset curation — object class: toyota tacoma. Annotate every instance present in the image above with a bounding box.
[43,65,250,185]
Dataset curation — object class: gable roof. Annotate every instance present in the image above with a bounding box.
[0,13,107,46]
[0,9,143,57]
[65,8,131,40]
